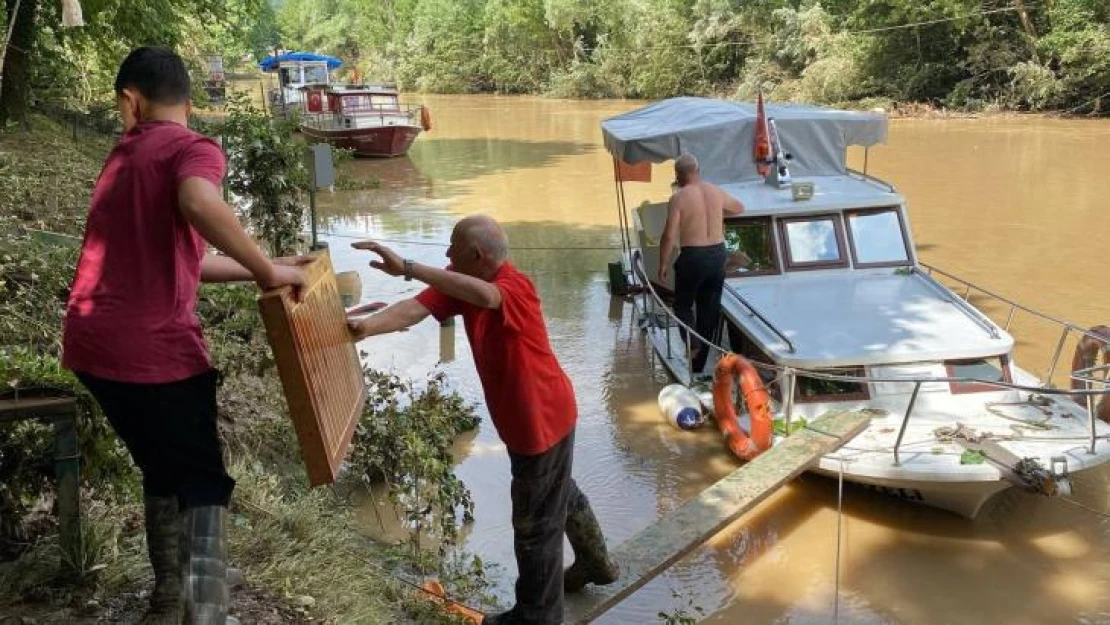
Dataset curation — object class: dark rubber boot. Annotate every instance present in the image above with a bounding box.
[563,490,619,593]
[181,505,230,625]
[481,609,516,624]
[140,496,183,625]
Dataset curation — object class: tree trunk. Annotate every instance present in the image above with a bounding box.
[0,0,37,127]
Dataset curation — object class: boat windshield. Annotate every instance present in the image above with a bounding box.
[779,215,848,269]
[846,208,910,267]
[724,218,777,275]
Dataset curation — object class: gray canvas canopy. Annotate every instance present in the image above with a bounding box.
[601,97,888,184]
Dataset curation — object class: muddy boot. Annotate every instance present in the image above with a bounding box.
[140,496,183,625]
[181,505,230,625]
[563,490,619,593]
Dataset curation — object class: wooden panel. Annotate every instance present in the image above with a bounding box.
[564,409,872,624]
[258,251,366,486]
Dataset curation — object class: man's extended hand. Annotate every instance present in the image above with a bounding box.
[346,302,407,341]
[351,240,405,277]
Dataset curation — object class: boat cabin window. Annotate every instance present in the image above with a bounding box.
[846,208,910,267]
[795,367,870,403]
[370,94,398,109]
[303,65,328,85]
[279,67,294,87]
[724,218,778,276]
[778,215,848,270]
[945,357,1012,394]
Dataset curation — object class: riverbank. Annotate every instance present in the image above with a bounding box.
[0,114,485,623]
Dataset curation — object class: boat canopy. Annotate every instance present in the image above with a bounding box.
[601,97,888,184]
[259,52,342,72]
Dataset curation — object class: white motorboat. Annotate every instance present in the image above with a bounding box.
[603,97,1110,518]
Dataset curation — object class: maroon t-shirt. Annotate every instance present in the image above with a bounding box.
[416,263,577,455]
[62,121,225,384]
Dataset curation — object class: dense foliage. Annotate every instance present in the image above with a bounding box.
[270,0,1109,112]
[2,0,1106,119]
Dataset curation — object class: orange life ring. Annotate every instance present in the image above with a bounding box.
[713,353,774,461]
[1071,325,1110,422]
[420,106,432,132]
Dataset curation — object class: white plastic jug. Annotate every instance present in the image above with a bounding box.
[658,384,704,430]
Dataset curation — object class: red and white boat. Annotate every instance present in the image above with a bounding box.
[299,85,430,158]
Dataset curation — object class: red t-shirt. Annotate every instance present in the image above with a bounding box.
[416,263,577,455]
[62,121,226,384]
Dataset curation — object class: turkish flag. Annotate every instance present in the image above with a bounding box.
[615,159,652,183]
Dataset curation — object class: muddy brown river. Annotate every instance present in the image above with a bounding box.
[313,95,1110,624]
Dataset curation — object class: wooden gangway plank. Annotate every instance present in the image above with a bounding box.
[564,409,871,624]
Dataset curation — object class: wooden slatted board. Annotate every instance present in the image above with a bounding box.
[259,251,366,485]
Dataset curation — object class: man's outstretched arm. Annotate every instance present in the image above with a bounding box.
[348,298,432,340]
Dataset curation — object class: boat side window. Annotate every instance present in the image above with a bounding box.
[946,357,1012,394]
[778,215,849,270]
[795,367,870,403]
[724,217,779,276]
[370,95,398,109]
[304,65,328,85]
[846,208,910,267]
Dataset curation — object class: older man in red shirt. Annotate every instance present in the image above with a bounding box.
[348,215,619,624]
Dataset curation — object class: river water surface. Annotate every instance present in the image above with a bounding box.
[314,95,1110,624]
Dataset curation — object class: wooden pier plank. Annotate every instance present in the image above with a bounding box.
[564,409,872,624]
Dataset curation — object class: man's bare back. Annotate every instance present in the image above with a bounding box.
[669,181,742,247]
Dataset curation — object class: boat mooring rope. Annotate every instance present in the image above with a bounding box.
[834,456,846,625]
[316,229,622,251]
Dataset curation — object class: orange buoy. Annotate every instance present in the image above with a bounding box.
[420,106,433,132]
[713,353,774,461]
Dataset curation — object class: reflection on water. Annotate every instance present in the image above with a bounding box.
[319,95,1110,624]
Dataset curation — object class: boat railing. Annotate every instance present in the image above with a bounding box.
[335,102,422,126]
[912,267,1001,339]
[722,282,796,353]
[845,168,896,193]
[628,251,1110,461]
[919,262,1110,385]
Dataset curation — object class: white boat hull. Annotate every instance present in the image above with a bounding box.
[810,468,1013,518]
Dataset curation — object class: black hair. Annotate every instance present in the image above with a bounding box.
[114,47,191,105]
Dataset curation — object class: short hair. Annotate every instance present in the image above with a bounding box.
[459,215,509,263]
[114,47,191,105]
[675,153,699,175]
[472,223,509,262]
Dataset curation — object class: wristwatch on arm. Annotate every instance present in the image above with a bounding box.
[403,259,414,281]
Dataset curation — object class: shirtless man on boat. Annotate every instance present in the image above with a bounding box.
[658,153,745,376]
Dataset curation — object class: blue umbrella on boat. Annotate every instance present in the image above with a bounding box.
[259,52,342,72]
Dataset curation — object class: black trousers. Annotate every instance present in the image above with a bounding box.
[507,430,577,625]
[77,369,235,509]
[674,243,727,374]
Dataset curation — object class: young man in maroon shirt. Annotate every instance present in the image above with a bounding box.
[62,47,306,624]
[348,215,619,624]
